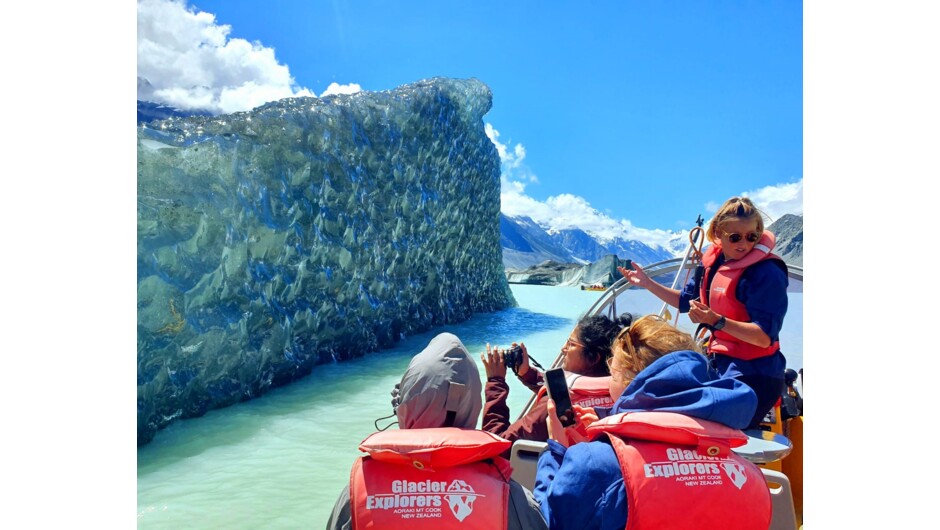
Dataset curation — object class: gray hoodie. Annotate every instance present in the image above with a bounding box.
[326,333,547,530]
[394,332,483,429]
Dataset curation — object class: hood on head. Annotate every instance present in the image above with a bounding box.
[611,350,757,430]
[395,333,483,429]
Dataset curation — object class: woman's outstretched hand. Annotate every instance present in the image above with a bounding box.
[618,263,652,289]
[481,343,507,379]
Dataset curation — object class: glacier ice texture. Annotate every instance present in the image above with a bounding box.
[137,77,516,446]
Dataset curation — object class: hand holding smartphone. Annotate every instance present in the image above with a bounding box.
[545,368,576,428]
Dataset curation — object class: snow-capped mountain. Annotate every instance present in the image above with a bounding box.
[500,214,676,270]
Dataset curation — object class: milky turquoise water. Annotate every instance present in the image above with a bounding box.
[137,284,803,528]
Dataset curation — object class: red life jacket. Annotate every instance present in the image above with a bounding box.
[349,427,513,530]
[586,411,771,530]
[536,372,614,445]
[699,230,784,360]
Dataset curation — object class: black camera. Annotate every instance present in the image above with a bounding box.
[504,344,525,372]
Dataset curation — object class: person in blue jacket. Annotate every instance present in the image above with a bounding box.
[533,315,758,530]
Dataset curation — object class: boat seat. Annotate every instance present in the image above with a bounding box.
[737,431,799,530]
[509,439,548,491]
[761,468,799,530]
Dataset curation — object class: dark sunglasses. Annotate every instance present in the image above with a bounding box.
[724,231,760,243]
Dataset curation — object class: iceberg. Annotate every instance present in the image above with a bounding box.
[137,77,515,446]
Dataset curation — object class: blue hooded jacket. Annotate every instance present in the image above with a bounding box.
[532,350,757,530]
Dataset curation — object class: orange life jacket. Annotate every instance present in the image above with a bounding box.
[350,427,512,530]
[586,411,771,530]
[700,230,784,360]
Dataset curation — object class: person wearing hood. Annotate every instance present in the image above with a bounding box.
[533,315,770,530]
[326,332,548,530]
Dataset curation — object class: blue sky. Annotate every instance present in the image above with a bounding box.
[138,0,803,248]
[6,2,940,523]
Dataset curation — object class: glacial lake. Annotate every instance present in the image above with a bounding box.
[137,283,803,528]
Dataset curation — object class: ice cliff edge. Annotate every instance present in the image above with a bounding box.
[137,77,515,446]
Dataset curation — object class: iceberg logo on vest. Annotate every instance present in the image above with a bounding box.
[444,479,478,522]
[721,461,748,490]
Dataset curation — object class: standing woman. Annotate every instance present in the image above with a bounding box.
[618,196,789,429]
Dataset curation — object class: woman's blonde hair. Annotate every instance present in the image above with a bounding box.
[611,315,700,379]
[705,196,766,243]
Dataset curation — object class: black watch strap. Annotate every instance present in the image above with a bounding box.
[713,316,727,331]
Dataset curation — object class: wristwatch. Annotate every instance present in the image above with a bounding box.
[713,316,727,331]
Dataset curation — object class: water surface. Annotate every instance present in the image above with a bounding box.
[137,284,802,528]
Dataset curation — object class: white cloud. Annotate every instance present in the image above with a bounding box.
[485,124,526,170]
[137,0,316,114]
[742,179,804,223]
[320,83,362,97]
[487,122,678,249]
[487,123,804,251]
[704,179,804,225]
[486,123,540,200]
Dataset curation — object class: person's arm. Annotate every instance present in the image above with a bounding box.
[533,439,565,512]
[481,376,512,436]
[517,364,544,394]
[325,485,352,530]
[690,299,773,347]
[739,260,789,343]
[533,440,626,530]
[513,343,545,393]
[508,480,549,530]
[481,345,512,436]
[497,398,550,445]
[618,263,682,308]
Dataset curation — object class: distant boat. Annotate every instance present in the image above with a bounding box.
[579,283,606,291]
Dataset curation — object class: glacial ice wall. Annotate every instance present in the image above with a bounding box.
[137,77,516,446]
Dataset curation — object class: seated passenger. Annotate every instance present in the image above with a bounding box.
[480,314,632,448]
[326,332,548,530]
[781,367,803,421]
[535,315,769,530]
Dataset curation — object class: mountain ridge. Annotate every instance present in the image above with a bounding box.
[500,213,676,270]
[767,214,803,267]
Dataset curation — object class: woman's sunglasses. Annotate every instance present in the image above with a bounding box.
[724,231,760,243]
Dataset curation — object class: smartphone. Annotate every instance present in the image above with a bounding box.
[622,259,633,271]
[545,368,576,428]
